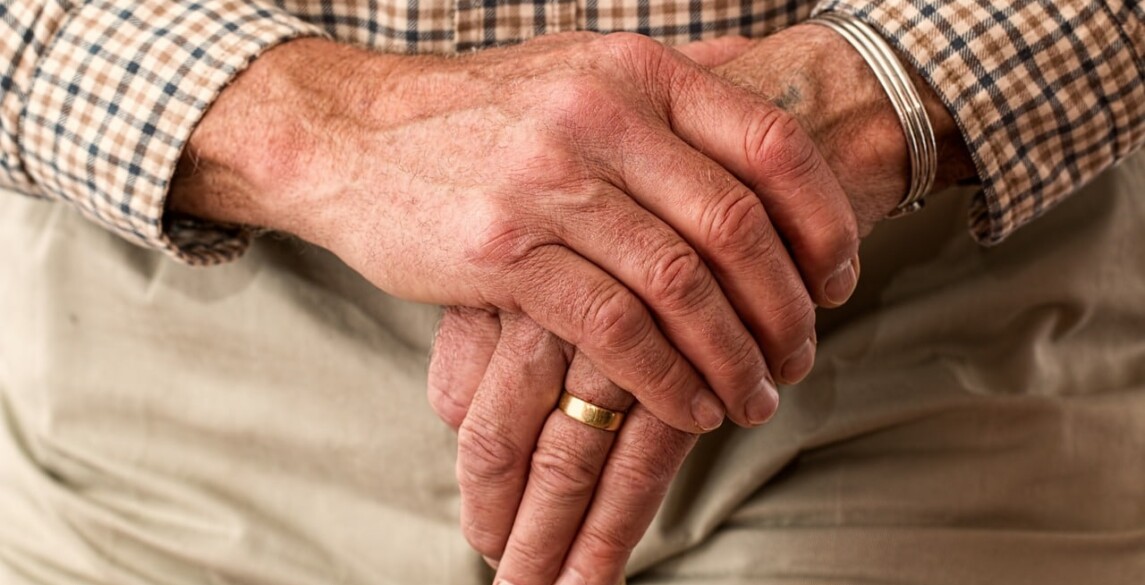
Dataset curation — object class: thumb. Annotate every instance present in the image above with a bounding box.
[673,35,756,68]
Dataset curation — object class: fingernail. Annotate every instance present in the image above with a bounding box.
[824,257,859,306]
[744,379,780,425]
[691,391,725,432]
[555,568,588,585]
[780,337,816,384]
[483,556,500,570]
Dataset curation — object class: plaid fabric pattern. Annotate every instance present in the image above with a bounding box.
[817,0,1145,244]
[1,1,1142,263]
[4,1,322,262]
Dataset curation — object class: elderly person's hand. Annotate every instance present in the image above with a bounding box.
[428,24,978,585]
[431,309,695,585]
[169,31,861,435]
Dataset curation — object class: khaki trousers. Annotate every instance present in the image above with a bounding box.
[2,153,1144,584]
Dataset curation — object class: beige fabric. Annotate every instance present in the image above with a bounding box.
[630,154,1145,583]
[2,153,1145,584]
[0,204,481,584]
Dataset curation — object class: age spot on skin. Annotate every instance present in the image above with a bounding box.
[771,83,802,111]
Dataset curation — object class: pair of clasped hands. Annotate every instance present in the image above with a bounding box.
[174,21,955,585]
[419,34,867,585]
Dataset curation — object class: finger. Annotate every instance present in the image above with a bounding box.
[595,34,835,388]
[509,244,726,434]
[663,52,861,310]
[547,187,776,428]
[494,352,632,585]
[603,123,811,411]
[674,36,755,68]
[455,315,568,561]
[555,405,698,585]
[428,307,501,430]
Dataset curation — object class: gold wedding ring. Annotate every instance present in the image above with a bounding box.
[556,391,625,432]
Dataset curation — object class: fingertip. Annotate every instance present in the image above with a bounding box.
[427,307,502,424]
[743,377,780,426]
[554,567,589,585]
[778,336,816,385]
[427,384,470,430]
[822,255,860,307]
[690,391,726,432]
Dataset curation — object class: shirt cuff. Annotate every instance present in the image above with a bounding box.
[812,0,1145,245]
[19,1,326,265]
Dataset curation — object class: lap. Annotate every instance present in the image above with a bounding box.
[1,153,1143,583]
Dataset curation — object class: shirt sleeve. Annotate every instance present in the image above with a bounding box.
[812,0,1145,245]
[1,1,325,265]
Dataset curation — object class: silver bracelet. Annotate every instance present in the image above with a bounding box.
[808,11,937,217]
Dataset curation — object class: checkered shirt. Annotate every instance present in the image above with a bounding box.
[2,1,1142,263]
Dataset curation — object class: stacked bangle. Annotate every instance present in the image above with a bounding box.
[808,11,937,217]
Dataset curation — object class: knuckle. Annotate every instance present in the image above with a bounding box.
[498,317,555,356]
[644,244,711,314]
[528,440,601,502]
[566,369,631,412]
[582,284,649,354]
[702,186,769,258]
[456,417,524,488]
[597,32,677,98]
[745,109,822,183]
[609,452,675,495]
[577,517,639,562]
[752,223,783,264]
[465,210,544,272]
[548,76,616,123]
[514,136,592,186]
[599,32,663,61]
[541,84,634,170]
[500,541,550,577]
[664,61,703,101]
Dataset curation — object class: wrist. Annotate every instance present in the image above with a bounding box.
[717,24,976,234]
[167,38,406,243]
